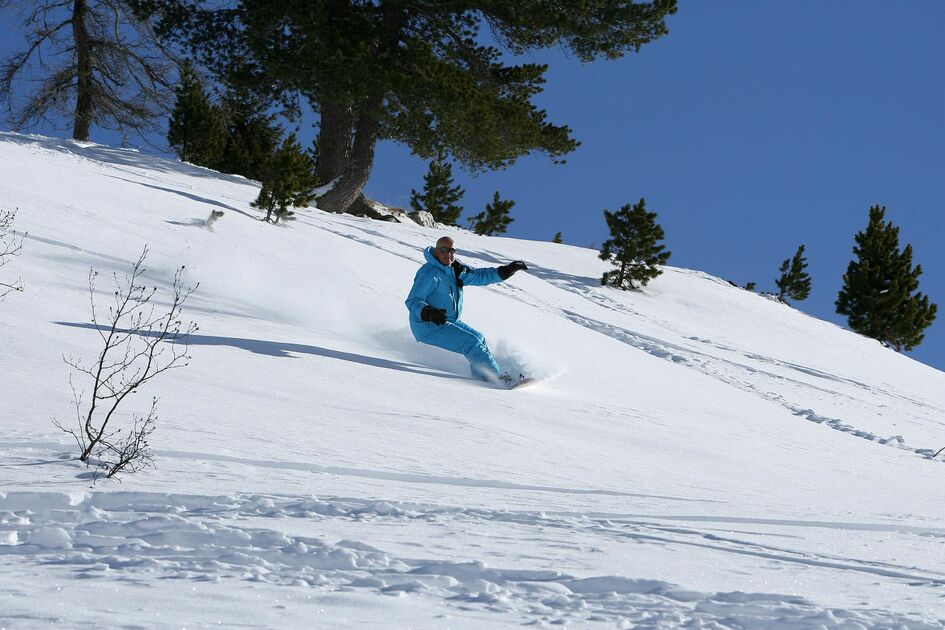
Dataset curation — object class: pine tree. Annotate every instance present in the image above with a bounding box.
[251,132,317,224]
[214,92,283,182]
[167,61,226,166]
[138,2,676,214]
[836,205,937,351]
[410,151,464,225]
[167,79,283,182]
[552,232,563,244]
[775,244,812,303]
[468,192,515,236]
[599,198,671,290]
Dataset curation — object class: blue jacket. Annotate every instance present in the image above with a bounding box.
[406,247,503,341]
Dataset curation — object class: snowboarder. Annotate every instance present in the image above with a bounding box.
[406,236,527,385]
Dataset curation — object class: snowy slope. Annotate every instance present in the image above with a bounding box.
[2,131,944,628]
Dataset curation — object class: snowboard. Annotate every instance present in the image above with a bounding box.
[507,377,537,390]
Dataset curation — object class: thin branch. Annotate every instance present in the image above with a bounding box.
[0,208,24,298]
[1,0,181,136]
[56,245,197,478]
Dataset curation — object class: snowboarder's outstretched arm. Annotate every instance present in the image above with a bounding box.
[459,261,528,287]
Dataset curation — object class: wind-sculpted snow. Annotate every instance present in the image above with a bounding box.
[2,491,941,628]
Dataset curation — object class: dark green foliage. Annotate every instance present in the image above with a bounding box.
[166,64,284,181]
[552,232,563,244]
[167,73,284,181]
[469,192,515,236]
[167,60,227,165]
[775,244,811,303]
[599,198,671,290]
[130,1,678,213]
[251,132,317,224]
[836,205,937,351]
[410,151,464,225]
[744,281,757,291]
[214,93,284,182]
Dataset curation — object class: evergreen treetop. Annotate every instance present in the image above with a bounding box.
[215,92,284,182]
[775,244,811,303]
[251,132,318,224]
[468,191,515,236]
[167,74,285,182]
[599,198,671,290]
[410,151,465,225]
[167,60,227,166]
[836,205,937,351]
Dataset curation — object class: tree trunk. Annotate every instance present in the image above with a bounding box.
[316,94,382,214]
[316,1,403,214]
[72,0,93,141]
[314,99,353,185]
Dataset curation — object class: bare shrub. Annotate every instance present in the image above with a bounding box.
[0,207,24,299]
[56,246,198,479]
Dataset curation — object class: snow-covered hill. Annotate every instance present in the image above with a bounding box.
[2,132,944,628]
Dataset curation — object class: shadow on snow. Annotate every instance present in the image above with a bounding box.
[54,321,465,381]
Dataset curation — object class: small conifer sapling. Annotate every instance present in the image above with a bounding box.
[775,244,811,303]
[599,198,671,290]
[252,133,318,224]
[410,151,464,225]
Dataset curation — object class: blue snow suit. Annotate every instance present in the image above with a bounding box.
[405,247,504,380]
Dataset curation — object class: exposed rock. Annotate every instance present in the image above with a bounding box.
[348,195,417,224]
[409,210,436,228]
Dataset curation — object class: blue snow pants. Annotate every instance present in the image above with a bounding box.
[421,320,501,380]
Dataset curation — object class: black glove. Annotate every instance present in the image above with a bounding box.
[498,260,528,280]
[421,305,448,325]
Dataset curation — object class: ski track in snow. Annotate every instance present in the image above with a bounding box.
[562,309,945,462]
[462,251,945,464]
[2,489,942,629]
[297,218,945,464]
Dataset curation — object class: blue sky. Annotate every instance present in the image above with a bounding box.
[2,1,943,369]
